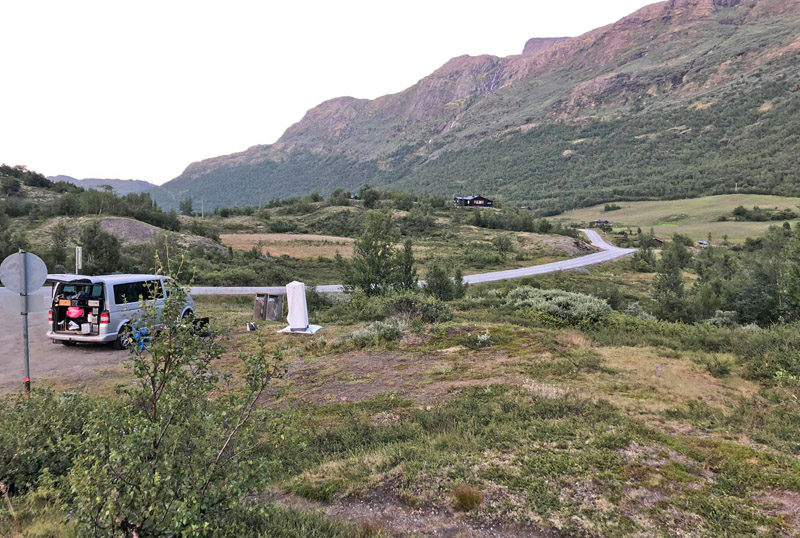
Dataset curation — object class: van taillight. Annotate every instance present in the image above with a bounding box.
[48,309,53,322]
[100,311,110,324]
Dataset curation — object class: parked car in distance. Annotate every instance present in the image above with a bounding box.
[47,274,194,350]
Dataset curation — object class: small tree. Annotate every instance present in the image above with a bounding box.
[492,234,514,259]
[48,222,69,270]
[179,198,194,216]
[343,210,399,295]
[79,220,121,274]
[395,238,418,290]
[360,186,380,209]
[423,259,465,301]
[631,245,656,272]
[652,238,688,321]
[1,177,21,196]
[68,277,286,536]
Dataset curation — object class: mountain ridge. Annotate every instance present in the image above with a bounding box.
[49,175,159,195]
[162,0,800,211]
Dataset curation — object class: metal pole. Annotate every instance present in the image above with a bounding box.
[20,250,30,395]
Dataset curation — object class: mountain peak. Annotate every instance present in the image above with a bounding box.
[522,37,571,56]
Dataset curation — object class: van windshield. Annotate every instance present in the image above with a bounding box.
[55,283,104,300]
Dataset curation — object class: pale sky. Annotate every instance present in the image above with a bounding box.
[1,0,655,185]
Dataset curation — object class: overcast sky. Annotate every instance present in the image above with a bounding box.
[1,0,655,185]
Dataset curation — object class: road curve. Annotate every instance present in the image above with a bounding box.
[462,228,634,284]
[187,229,634,295]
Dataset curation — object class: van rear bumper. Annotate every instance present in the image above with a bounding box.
[47,331,117,344]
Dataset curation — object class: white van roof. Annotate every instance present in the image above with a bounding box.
[47,274,165,285]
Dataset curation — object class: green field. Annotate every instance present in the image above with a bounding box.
[551,194,800,242]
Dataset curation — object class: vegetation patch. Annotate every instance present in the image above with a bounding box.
[506,286,612,323]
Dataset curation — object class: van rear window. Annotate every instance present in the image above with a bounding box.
[56,283,103,299]
[113,280,163,305]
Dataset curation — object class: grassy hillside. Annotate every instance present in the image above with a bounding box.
[161,58,800,213]
[551,193,800,242]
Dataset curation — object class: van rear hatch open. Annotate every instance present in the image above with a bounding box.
[50,278,105,336]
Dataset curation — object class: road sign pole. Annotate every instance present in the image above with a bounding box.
[20,250,31,395]
[1,250,47,396]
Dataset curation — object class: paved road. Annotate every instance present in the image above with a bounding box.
[188,229,634,294]
[462,228,634,284]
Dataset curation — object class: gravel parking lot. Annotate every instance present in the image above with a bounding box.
[0,307,127,394]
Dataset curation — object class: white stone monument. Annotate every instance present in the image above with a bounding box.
[279,281,322,334]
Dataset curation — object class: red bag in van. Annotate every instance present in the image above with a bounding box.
[66,306,84,318]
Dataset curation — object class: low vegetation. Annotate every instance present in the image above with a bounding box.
[4,166,800,536]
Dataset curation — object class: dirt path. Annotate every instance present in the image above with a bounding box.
[0,308,127,394]
[271,488,556,538]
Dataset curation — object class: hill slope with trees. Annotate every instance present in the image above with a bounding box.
[162,0,800,213]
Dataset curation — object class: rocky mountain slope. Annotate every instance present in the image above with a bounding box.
[162,0,800,212]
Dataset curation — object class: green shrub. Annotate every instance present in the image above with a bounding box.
[733,323,800,382]
[318,291,453,325]
[423,260,465,301]
[705,357,733,378]
[624,302,655,320]
[704,310,739,328]
[317,290,387,324]
[345,321,404,348]
[382,291,454,323]
[507,287,611,323]
[460,330,493,350]
[588,313,736,352]
[0,391,96,495]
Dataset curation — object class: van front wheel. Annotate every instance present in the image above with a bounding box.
[112,325,131,350]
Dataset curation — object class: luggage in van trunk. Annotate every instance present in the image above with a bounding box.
[51,280,105,336]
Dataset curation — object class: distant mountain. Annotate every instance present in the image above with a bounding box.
[49,175,159,195]
[162,0,800,213]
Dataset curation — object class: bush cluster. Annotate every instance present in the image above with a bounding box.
[318,290,453,325]
[383,291,454,323]
[345,320,404,348]
[506,286,612,323]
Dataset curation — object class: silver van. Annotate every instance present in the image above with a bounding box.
[47,274,194,349]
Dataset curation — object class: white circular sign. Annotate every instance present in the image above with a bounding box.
[0,252,48,294]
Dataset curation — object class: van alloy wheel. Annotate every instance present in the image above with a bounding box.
[112,325,131,350]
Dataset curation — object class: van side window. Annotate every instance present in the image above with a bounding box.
[113,281,164,305]
[114,282,140,305]
[144,280,164,300]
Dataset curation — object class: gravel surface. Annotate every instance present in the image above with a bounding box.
[0,298,126,394]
